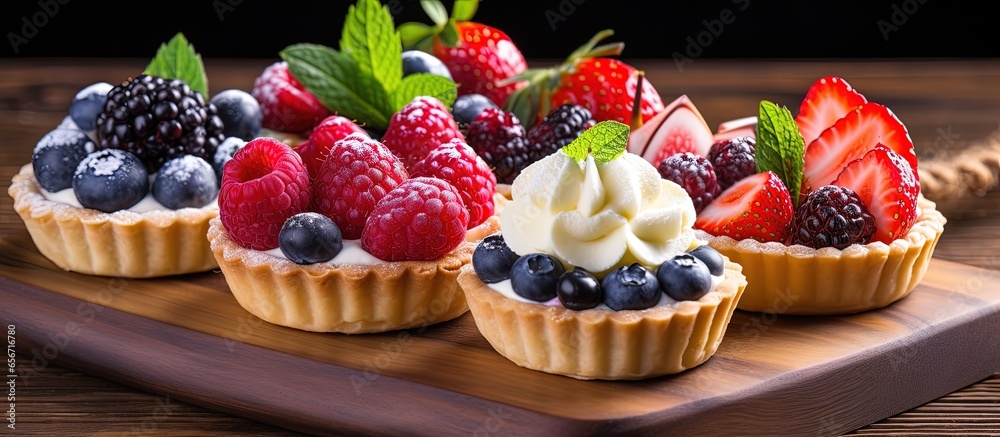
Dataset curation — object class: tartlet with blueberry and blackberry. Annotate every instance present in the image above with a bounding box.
[8,36,263,278]
[457,121,747,380]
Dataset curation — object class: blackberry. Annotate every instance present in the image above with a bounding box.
[96,74,225,173]
[466,107,530,184]
[656,152,720,214]
[708,136,756,191]
[525,104,595,162]
[790,185,876,249]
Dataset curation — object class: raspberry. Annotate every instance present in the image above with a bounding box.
[219,138,311,250]
[708,136,756,191]
[361,177,470,261]
[465,107,530,184]
[656,152,720,214]
[412,139,497,228]
[251,61,331,134]
[790,185,876,249]
[295,115,368,180]
[525,104,595,162]
[312,133,409,239]
[381,96,465,170]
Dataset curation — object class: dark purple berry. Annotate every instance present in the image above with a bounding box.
[32,128,95,192]
[452,93,499,125]
[790,185,876,249]
[152,155,219,210]
[657,152,720,214]
[210,89,262,141]
[525,104,595,162]
[466,107,530,184]
[212,137,246,180]
[472,233,520,284]
[656,254,712,301]
[708,136,756,191]
[69,82,113,132]
[72,149,148,212]
[688,245,725,276]
[556,268,602,310]
[401,50,453,81]
[278,212,343,264]
[510,253,565,302]
[601,264,660,311]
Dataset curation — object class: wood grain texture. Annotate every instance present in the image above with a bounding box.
[1,59,1000,436]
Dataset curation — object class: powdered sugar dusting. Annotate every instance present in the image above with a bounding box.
[74,82,113,101]
[83,150,125,176]
[33,128,94,155]
[162,155,210,183]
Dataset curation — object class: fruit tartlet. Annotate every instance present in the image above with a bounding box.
[457,121,747,380]
[7,46,266,278]
[652,76,946,315]
[209,120,504,333]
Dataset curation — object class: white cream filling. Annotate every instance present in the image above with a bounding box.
[263,239,383,266]
[41,186,218,213]
[488,273,724,311]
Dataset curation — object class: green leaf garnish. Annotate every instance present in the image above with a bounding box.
[756,100,805,207]
[143,32,208,97]
[562,120,629,162]
[281,44,389,130]
[421,0,449,26]
[341,0,401,95]
[392,74,457,110]
[451,0,478,22]
[398,22,435,49]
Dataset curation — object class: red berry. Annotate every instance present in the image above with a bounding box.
[465,107,530,184]
[695,171,794,243]
[432,22,527,107]
[832,145,919,244]
[708,136,756,192]
[251,61,331,134]
[656,152,720,214]
[550,58,665,126]
[794,76,868,145]
[219,137,311,250]
[295,115,368,180]
[381,96,465,171]
[790,185,876,249]
[361,177,470,262]
[312,133,409,240]
[412,139,497,229]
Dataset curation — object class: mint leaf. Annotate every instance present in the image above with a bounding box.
[756,100,805,207]
[563,120,629,162]
[143,32,208,97]
[421,0,449,26]
[451,0,478,22]
[392,74,457,111]
[340,0,400,105]
[281,44,390,130]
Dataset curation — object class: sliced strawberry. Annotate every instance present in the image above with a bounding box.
[695,171,794,243]
[802,102,917,193]
[833,145,919,244]
[795,76,868,145]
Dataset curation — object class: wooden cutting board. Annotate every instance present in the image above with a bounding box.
[1,229,999,437]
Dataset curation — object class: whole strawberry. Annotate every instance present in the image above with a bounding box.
[219,138,312,250]
[361,177,470,262]
[504,30,665,130]
[251,61,331,134]
[312,133,409,240]
[412,139,497,229]
[398,1,527,107]
[381,96,466,170]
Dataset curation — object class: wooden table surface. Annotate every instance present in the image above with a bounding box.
[1,58,999,436]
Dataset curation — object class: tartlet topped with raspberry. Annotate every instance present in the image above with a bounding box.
[208,119,504,333]
[658,76,946,315]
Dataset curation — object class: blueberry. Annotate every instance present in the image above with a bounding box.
[152,155,219,209]
[209,89,262,140]
[509,253,565,302]
[279,212,343,264]
[601,264,661,311]
[401,50,453,81]
[69,82,113,132]
[212,137,246,180]
[688,245,725,276]
[472,233,520,283]
[72,149,148,212]
[32,128,95,192]
[656,254,713,301]
[557,268,602,311]
[451,93,499,125]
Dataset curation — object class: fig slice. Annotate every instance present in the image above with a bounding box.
[627,95,714,166]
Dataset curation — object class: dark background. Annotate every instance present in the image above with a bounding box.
[2,0,997,60]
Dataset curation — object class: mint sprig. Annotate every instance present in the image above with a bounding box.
[563,120,629,163]
[756,100,805,207]
[281,0,458,131]
[143,32,208,97]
